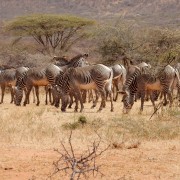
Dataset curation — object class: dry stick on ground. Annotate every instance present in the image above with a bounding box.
[49,131,110,180]
[149,100,164,120]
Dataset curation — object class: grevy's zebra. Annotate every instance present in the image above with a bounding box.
[0,68,16,103]
[57,64,114,112]
[14,54,89,106]
[14,64,63,106]
[110,64,126,101]
[121,65,180,113]
[174,63,180,100]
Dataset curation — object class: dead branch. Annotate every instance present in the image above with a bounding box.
[49,131,110,180]
[149,100,164,120]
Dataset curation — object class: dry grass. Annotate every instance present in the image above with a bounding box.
[0,92,179,179]
[0,92,180,146]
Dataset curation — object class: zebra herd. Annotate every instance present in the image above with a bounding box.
[0,53,180,114]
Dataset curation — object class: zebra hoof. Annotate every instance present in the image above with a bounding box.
[91,105,95,109]
[163,102,168,106]
[138,111,143,115]
[111,109,114,112]
[55,104,59,108]
[97,109,102,112]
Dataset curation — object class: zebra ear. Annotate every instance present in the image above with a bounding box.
[83,53,89,58]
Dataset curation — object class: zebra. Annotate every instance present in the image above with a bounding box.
[0,68,16,104]
[14,64,63,106]
[52,53,90,107]
[174,63,180,101]
[14,54,89,106]
[46,54,89,105]
[121,65,180,113]
[53,53,89,69]
[158,65,180,106]
[110,64,126,101]
[0,66,32,104]
[57,64,113,112]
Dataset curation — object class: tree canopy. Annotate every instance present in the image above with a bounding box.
[4,14,95,54]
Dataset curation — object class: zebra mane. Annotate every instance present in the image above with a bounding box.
[69,54,84,62]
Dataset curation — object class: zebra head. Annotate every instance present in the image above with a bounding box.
[14,86,23,106]
[68,53,89,68]
[121,90,133,114]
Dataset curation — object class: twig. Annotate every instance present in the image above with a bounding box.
[49,131,109,180]
[149,101,164,120]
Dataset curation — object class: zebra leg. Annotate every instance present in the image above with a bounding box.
[108,89,114,112]
[32,87,35,104]
[68,93,74,108]
[177,84,180,102]
[35,86,40,106]
[98,89,106,112]
[49,88,52,104]
[88,90,93,103]
[81,90,87,103]
[140,91,145,111]
[113,78,119,101]
[145,90,149,101]
[51,86,57,106]
[74,93,79,112]
[163,92,168,106]
[91,90,98,108]
[23,86,33,106]
[0,85,5,104]
[45,86,48,105]
[167,90,173,107]
[76,89,84,112]
[10,86,14,103]
[150,92,157,111]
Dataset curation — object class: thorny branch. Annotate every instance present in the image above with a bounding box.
[49,131,110,180]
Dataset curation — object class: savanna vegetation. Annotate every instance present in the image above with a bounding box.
[0,2,180,179]
[1,13,179,68]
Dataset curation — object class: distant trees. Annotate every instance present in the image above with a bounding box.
[94,20,180,65]
[4,14,95,55]
[93,21,144,64]
[141,28,180,64]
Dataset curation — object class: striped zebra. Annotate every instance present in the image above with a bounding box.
[14,67,47,106]
[14,64,63,106]
[57,64,113,112]
[0,68,16,104]
[111,64,126,101]
[52,53,90,107]
[14,54,89,106]
[121,65,180,113]
[174,63,180,101]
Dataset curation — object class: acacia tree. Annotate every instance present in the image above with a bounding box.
[4,14,95,54]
